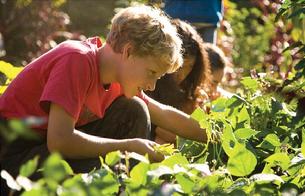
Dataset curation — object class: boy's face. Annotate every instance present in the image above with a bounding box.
[118,55,167,98]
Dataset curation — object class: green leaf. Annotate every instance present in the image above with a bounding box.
[301,128,305,157]
[175,173,195,193]
[130,162,149,186]
[191,107,205,121]
[257,134,281,150]
[161,153,189,168]
[60,160,74,175]
[234,128,258,140]
[237,105,250,125]
[221,122,238,157]
[211,97,228,112]
[264,153,290,170]
[227,148,257,177]
[43,153,71,182]
[19,156,39,177]
[89,170,119,195]
[153,143,178,156]
[240,77,258,91]
[105,151,121,166]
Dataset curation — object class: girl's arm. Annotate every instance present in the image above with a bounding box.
[147,96,207,143]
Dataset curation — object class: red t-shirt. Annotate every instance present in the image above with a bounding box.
[0,37,147,133]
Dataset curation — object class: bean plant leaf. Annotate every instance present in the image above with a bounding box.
[42,153,72,182]
[257,134,281,150]
[154,143,179,156]
[234,128,258,140]
[222,122,238,157]
[175,173,195,194]
[130,162,149,186]
[264,153,291,170]
[105,151,122,166]
[161,153,189,168]
[240,77,259,91]
[191,107,205,122]
[19,156,39,177]
[227,148,257,177]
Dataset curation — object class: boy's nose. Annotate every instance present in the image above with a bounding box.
[146,82,156,91]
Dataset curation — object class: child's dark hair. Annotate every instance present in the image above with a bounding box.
[172,19,211,99]
[146,19,210,112]
[203,43,227,73]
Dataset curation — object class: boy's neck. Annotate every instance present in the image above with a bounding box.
[97,43,119,85]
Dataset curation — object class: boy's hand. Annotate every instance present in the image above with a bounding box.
[126,138,164,162]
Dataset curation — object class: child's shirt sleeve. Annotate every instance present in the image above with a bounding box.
[40,53,92,121]
[137,91,149,105]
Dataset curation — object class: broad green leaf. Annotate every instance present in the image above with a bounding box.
[234,128,258,140]
[227,148,257,177]
[43,153,71,182]
[130,162,149,186]
[175,173,195,194]
[105,151,121,166]
[19,156,39,177]
[240,77,258,91]
[83,169,119,194]
[264,153,290,170]
[60,160,74,175]
[221,122,238,157]
[161,153,189,168]
[211,97,227,112]
[237,105,250,125]
[191,107,205,121]
[257,134,281,150]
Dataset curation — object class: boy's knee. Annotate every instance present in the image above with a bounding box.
[129,97,150,119]
[115,96,151,138]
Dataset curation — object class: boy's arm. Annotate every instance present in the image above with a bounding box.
[47,103,163,161]
[146,96,207,143]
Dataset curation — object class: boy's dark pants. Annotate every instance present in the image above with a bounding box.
[1,96,151,192]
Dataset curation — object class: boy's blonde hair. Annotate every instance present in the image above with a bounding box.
[107,5,183,73]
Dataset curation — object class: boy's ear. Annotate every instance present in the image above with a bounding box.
[122,42,133,59]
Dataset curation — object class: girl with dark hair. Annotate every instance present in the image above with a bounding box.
[146,19,211,144]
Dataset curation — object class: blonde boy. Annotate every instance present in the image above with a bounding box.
[0,6,206,178]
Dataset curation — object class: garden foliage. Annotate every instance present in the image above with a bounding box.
[1,0,305,195]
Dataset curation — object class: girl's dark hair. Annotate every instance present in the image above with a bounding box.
[203,43,227,73]
[173,19,211,100]
[146,19,211,112]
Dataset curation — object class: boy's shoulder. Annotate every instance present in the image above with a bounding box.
[36,37,101,65]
